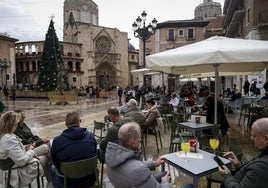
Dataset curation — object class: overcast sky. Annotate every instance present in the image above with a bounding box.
[0,0,224,48]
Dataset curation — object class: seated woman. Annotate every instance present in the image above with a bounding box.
[0,111,44,188]
[144,98,160,132]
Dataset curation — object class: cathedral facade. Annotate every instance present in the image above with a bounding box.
[15,0,130,90]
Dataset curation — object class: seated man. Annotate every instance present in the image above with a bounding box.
[99,107,133,162]
[218,118,268,188]
[169,93,180,112]
[105,122,172,188]
[124,99,146,129]
[14,109,52,186]
[51,112,97,188]
[230,89,242,101]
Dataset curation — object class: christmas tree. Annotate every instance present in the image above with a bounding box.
[36,19,70,92]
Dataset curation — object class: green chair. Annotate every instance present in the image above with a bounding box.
[55,156,99,188]
[199,124,221,150]
[206,144,244,188]
[169,118,192,153]
[158,107,170,133]
[144,118,163,154]
[169,120,181,153]
[0,157,41,188]
[93,120,106,143]
[140,133,147,160]
[93,120,107,187]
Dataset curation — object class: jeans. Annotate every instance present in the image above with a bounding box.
[154,171,167,183]
[51,165,63,188]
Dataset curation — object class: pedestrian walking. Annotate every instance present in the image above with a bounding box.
[243,80,250,95]
[118,87,123,106]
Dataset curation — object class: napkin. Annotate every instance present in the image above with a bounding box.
[175,151,203,159]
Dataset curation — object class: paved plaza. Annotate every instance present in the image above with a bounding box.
[1,96,257,188]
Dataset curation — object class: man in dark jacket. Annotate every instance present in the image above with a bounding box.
[51,111,97,188]
[99,108,133,162]
[118,87,123,106]
[218,118,268,188]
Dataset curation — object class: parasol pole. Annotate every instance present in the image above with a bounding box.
[214,64,219,125]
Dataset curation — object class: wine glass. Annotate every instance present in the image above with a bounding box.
[209,138,219,154]
[181,142,190,162]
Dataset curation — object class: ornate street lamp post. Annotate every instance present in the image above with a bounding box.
[132,11,157,87]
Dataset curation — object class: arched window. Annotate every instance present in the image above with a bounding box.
[75,62,81,72]
[37,61,41,71]
[25,45,29,53]
[20,63,23,71]
[32,61,36,71]
[68,61,73,71]
[26,62,30,71]
[31,45,36,53]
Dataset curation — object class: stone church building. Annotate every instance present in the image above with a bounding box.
[15,0,133,90]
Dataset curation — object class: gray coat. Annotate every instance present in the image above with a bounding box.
[124,106,146,128]
[105,142,172,188]
[223,147,268,188]
[0,134,43,188]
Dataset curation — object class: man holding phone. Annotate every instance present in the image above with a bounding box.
[218,118,268,188]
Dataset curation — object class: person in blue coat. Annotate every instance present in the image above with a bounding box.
[50,111,97,187]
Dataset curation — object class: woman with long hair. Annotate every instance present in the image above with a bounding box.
[0,111,44,188]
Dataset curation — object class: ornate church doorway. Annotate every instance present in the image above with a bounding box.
[96,62,117,90]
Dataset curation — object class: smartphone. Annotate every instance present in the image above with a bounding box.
[213,155,225,168]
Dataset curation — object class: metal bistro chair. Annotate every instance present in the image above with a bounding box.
[247,106,266,129]
[258,98,268,107]
[169,120,181,153]
[238,97,253,127]
[93,120,106,143]
[93,120,107,187]
[144,118,163,154]
[228,98,242,114]
[55,156,99,188]
[0,158,42,188]
[169,119,192,153]
[158,105,173,133]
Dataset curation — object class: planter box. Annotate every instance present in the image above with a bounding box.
[48,91,78,105]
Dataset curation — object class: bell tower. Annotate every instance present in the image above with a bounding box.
[63,0,99,42]
[195,0,222,20]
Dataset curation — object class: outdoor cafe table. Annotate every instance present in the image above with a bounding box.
[179,121,215,138]
[162,149,231,188]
